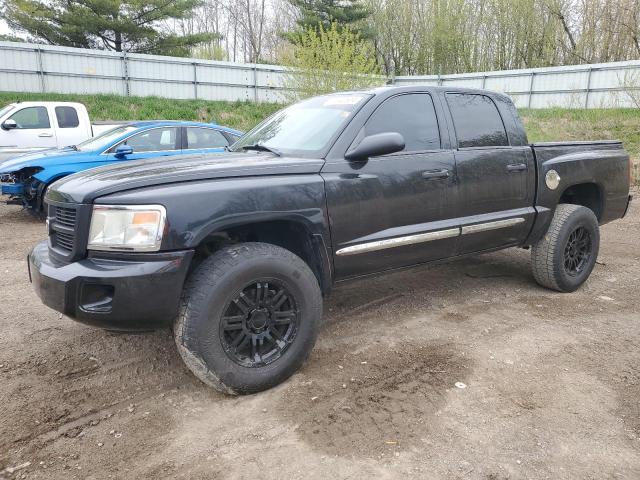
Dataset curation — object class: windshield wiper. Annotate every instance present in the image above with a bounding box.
[239,143,281,157]
[65,145,78,151]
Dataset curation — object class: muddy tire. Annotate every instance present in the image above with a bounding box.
[174,242,322,395]
[531,204,600,292]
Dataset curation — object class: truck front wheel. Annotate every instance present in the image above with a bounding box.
[531,204,600,292]
[174,242,322,394]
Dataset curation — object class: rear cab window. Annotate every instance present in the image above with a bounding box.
[366,93,441,152]
[55,106,80,128]
[446,93,508,148]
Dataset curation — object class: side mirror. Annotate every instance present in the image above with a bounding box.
[345,132,405,160]
[114,145,133,157]
[1,119,17,131]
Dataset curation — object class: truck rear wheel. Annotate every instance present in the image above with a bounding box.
[174,242,322,394]
[531,204,600,292]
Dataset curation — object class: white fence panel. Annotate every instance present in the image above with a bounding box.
[1,41,639,108]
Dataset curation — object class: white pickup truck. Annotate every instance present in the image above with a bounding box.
[0,101,120,162]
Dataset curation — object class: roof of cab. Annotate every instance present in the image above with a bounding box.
[11,101,86,108]
[328,85,511,101]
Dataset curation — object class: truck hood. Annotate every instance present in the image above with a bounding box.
[47,151,326,204]
[0,147,88,174]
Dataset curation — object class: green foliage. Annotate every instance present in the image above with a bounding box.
[286,0,372,43]
[190,42,228,62]
[0,33,26,42]
[0,91,281,132]
[1,0,216,55]
[365,0,640,76]
[282,23,383,100]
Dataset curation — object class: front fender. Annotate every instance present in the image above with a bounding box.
[95,174,333,286]
[96,175,330,248]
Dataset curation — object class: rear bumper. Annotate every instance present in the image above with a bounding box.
[28,241,194,331]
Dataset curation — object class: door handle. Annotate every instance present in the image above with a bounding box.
[507,163,527,172]
[422,169,450,180]
[38,133,53,138]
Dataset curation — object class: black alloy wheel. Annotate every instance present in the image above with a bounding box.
[563,226,593,277]
[220,280,300,367]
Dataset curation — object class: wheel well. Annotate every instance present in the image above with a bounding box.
[195,220,331,294]
[559,183,602,221]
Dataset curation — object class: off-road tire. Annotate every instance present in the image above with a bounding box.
[174,242,322,395]
[531,204,600,292]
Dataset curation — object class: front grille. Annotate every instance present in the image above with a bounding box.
[54,206,77,228]
[54,231,75,252]
[47,202,84,260]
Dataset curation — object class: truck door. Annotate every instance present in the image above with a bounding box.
[444,93,535,254]
[0,105,57,149]
[53,105,84,148]
[322,92,458,279]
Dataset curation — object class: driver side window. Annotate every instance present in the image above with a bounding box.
[365,94,440,152]
[9,107,51,129]
[113,127,178,153]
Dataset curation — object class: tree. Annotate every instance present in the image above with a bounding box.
[282,22,382,100]
[287,0,372,42]
[1,0,216,55]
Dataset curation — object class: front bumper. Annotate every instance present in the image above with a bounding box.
[1,182,24,195]
[28,241,194,331]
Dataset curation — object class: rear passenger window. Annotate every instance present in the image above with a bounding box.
[55,106,80,128]
[186,128,229,149]
[365,93,440,152]
[447,93,508,148]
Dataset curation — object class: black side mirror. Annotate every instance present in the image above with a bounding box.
[345,132,405,160]
[1,119,17,131]
[115,145,134,157]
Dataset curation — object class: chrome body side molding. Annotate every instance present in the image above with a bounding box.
[336,228,461,256]
[460,217,525,235]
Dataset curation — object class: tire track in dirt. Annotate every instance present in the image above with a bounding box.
[276,342,473,458]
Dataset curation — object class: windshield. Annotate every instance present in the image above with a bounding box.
[76,125,137,151]
[0,104,15,119]
[231,93,370,156]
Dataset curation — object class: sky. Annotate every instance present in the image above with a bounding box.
[0,19,11,35]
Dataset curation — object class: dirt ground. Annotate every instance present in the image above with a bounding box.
[0,194,638,480]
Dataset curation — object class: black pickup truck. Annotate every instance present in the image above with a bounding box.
[28,87,632,394]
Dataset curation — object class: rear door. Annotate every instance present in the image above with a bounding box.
[323,92,458,279]
[183,127,230,154]
[0,106,57,148]
[444,92,535,254]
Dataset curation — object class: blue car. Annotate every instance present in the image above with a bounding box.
[0,120,243,211]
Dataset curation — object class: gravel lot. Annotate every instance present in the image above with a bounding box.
[1,194,639,480]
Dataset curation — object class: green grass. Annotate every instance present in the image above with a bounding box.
[0,91,281,133]
[0,91,637,183]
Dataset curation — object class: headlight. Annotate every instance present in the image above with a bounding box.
[87,205,166,252]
